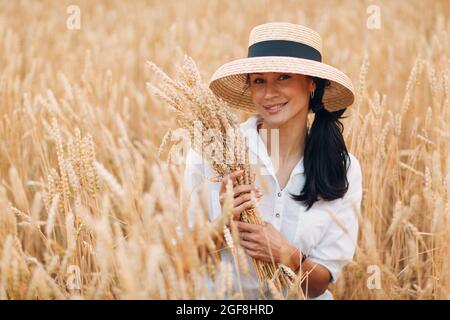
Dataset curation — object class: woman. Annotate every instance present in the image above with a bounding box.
[184,22,363,299]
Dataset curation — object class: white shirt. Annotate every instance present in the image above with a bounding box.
[183,115,363,300]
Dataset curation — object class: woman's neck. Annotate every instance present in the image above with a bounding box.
[257,112,307,163]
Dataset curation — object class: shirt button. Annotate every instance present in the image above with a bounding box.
[275,213,280,218]
[277,192,282,197]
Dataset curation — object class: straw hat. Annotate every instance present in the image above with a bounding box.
[209,22,355,114]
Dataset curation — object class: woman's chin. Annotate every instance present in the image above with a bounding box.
[260,115,288,127]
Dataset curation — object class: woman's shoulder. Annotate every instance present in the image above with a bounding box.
[344,152,363,201]
[346,152,362,180]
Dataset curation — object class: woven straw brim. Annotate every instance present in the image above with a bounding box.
[209,56,355,114]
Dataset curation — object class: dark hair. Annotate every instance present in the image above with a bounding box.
[244,74,351,211]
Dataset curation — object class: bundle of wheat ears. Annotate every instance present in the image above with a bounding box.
[146,56,291,290]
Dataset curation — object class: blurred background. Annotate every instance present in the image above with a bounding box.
[0,0,448,299]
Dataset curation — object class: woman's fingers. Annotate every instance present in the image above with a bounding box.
[233,192,253,207]
[220,170,244,193]
[218,171,264,218]
[221,194,260,221]
[220,191,259,206]
[231,198,256,220]
[240,239,257,251]
[219,184,263,208]
[219,185,262,203]
[235,185,264,199]
[238,231,255,242]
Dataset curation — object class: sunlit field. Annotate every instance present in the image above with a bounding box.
[0,0,449,299]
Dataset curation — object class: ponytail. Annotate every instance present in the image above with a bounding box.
[289,77,351,211]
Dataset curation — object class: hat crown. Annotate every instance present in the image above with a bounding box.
[248,22,322,55]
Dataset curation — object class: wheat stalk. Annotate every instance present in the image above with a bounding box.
[146,55,285,289]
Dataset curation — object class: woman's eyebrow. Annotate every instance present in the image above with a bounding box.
[251,73,286,76]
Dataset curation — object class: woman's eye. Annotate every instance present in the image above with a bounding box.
[251,75,289,84]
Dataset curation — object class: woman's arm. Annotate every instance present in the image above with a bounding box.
[285,245,331,298]
[236,221,331,298]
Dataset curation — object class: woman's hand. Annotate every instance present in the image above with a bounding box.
[235,221,300,269]
[210,170,263,251]
[217,170,263,222]
[236,220,332,298]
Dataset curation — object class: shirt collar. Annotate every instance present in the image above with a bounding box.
[239,115,304,176]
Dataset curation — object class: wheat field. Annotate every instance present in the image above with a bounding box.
[0,0,449,300]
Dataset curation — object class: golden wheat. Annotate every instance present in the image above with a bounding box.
[0,0,448,300]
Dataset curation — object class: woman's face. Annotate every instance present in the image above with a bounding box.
[248,72,314,126]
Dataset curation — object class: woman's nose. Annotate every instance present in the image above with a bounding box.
[264,82,279,99]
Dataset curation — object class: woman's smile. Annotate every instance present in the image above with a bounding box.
[263,101,288,114]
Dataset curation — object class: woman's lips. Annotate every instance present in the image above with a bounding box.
[264,102,287,114]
